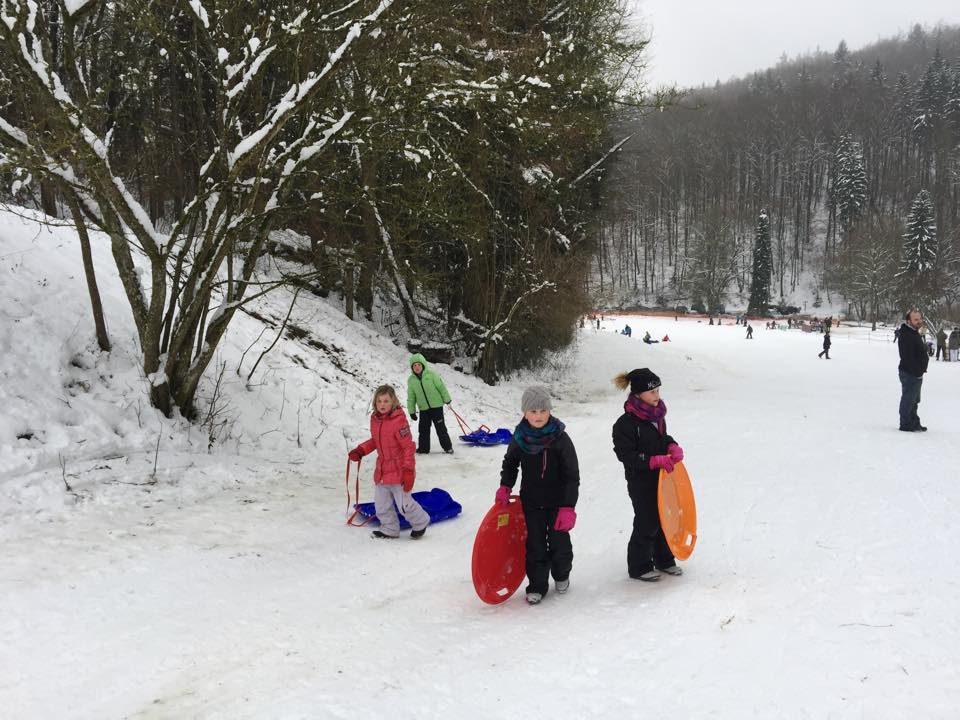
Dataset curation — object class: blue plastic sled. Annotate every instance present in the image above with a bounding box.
[354,487,462,529]
[459,427,513,446]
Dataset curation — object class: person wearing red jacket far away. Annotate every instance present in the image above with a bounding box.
[349,384,430,540]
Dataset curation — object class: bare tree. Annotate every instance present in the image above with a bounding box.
[0,0,394,416]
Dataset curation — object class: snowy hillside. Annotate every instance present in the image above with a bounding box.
[3,209,960,718]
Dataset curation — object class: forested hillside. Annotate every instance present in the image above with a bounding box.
[0,0,645,418]
[598,24,960,324]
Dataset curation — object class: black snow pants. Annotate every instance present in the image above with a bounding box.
[521,504,573,596]
[417,406,452,453]
[627,477,675,576]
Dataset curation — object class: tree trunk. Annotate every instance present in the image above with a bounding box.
[65,192,111,352]
[39,180,58,217]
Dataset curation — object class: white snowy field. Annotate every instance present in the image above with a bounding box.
[2,208,960,719]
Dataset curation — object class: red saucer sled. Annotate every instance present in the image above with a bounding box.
[658,460,698,560]
[471,497,527,604]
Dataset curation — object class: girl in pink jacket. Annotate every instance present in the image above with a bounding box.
[349,385,431,539]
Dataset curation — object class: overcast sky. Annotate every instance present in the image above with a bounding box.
[632,0,960,89]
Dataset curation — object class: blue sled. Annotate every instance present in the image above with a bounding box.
[459,427,513,446]
[354,487,462,529]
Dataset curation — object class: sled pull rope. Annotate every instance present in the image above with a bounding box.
[449,406,473,435]
[345,458,372,526]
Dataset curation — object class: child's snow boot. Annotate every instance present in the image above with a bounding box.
[526,592,543,605]
[659,565,683,576]
[631,569,661,582]
[555,579,570,594]
[371,530,398,539]
[411,526,427,539]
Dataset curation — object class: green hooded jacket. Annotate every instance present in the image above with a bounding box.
[406,353,451,412]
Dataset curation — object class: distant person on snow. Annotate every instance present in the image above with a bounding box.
[949,327,960,362]
[818,329,831,359]
[745,324,753,339]
[643,331,659,344]
[348,385,430,539]
[936,327,947,361]
[622,324,632,337]
[612,368,684,582]
[897,310,929,432]
[495,386,580,605]
[407,353,454,454]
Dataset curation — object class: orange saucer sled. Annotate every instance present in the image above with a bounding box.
[658,460,697,560]
[471,498,527,604]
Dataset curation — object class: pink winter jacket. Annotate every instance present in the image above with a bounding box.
[357,408,416,485]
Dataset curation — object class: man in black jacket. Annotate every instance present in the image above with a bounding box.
[898,310,929,432]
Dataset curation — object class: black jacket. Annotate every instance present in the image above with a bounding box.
[612,412,676,484]
[897,323,929,377]
[499,432,579,508]
[823,334,831,349]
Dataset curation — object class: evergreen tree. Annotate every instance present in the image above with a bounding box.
[869,60,887,88]
[748,210,773,314]
[900,190,937,274]
[913,48,951,136]
[898,190,939,308]
[831,134,868,236]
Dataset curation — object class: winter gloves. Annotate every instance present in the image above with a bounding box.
[495,485,511,507]
[554,507,577,532]
[649,454,675,473]
[649,444,683,473]
[410,412,418,421]
[348,447,364,462]
[402,469,415,492]
[667,443,684,462]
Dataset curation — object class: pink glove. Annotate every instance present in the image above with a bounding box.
[649,454,675,473]
[348,447,363,462]
[554,507,577,532]
[495,486,511,507]
[667,443,684,462]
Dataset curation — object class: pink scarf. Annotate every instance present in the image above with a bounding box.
[624,395,667,435]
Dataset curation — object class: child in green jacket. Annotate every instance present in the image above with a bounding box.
[406,353,453,454]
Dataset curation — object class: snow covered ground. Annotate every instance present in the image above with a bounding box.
[2,209,960,719]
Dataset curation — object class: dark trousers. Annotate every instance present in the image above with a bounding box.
[627,478,675,576]
[898,370,923,430]
[521,504,573,596]
[936,345,946,361]
[417,406,452,452]
[818,348,830,358]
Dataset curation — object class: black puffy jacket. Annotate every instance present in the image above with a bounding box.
[499,432,579,508]
[612,412,676,484]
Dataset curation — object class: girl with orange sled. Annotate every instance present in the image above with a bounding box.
[612,368,684,581]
